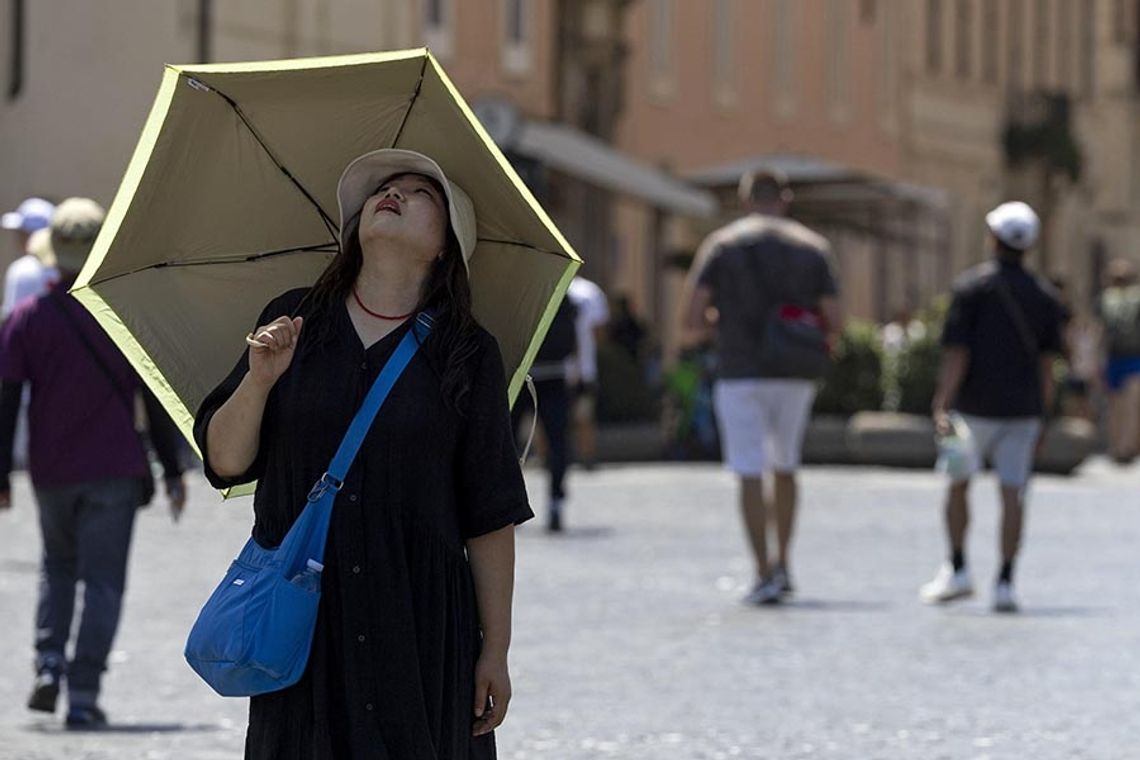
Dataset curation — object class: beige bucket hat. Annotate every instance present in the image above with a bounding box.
[336,149,477,269]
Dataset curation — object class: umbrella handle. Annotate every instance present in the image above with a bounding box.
[519,375,538,467]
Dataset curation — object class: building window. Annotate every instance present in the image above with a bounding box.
[827,0,851,119]
[649,0,674,96]
[981,0,999,83]
[1080,1,1096,95]
[1114,0,1130,43]
[955,0,973,79]
[860,0,877,23]
[1034,0,1050,87]
[422,0,453,59]
[713,0,735,103]
[1008,0,1024,89]
[501,0,531,75]
[1056,0,1073,89]
[772,0,797,116]
[926,0,944,73]
[8,0,25,101]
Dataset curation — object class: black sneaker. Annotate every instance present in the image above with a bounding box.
[65,705,108,730]
[27,670,60,713]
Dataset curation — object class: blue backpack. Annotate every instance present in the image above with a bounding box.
[184,313,433,697]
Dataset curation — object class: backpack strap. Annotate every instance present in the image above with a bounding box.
[991,275,1039,360]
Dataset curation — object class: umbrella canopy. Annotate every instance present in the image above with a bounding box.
[72,48,580,458]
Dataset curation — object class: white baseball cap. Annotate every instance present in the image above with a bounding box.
[336,149,477,270]
[985,201,1040,251]
[2,197,56,233]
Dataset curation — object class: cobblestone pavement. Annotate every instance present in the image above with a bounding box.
[0,459,1137,759]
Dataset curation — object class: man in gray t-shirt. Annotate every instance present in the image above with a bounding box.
[682,169,841,605]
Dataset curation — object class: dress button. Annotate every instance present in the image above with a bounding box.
[349,494,358,503]
[352,565,361,574]
[357,634,366,643]
[365,703,374,711]
[360,361,367,370]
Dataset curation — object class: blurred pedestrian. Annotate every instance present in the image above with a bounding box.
[682,169,842,605]
[2,196,54,269]
[516,294,578,531]
[0,198,187,728]
[4,197,61,318]
[610,293,647,363]
[1097,258,1140,462]
[565,276,609,470]
[924,201,1066,613]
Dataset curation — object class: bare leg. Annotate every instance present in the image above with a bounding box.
[999,484,1025,565]
[740,477,768,577]
[946,481,970,559]
[773,472,797,570]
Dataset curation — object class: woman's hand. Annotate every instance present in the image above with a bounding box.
[472,651,511,737]
[246,316,303,390]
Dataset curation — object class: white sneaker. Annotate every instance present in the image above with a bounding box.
[993,580,1019,613]
[743,576,783,606]
[919,563,974,604]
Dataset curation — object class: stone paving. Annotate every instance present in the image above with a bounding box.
[0,459,1137,759]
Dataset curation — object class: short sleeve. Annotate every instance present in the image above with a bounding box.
[193,296,289,490]
[455,335,533,539]
[941,286,976,348]
[0,303,31,383]
[816,248,839,297]
[693,237,721,293]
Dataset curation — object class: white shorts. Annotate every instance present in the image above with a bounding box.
[940,413,1042,488]
[713,379,817,478]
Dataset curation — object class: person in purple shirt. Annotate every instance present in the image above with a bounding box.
[0,198,187,729]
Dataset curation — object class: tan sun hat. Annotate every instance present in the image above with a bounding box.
[49,198,106,272]
[336,149,477,269]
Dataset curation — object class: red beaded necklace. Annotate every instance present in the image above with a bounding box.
[352,288,414,321]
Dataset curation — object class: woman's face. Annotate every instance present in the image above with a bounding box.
[358,173,448,263]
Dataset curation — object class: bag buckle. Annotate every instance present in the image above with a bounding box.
[307,472,344,502]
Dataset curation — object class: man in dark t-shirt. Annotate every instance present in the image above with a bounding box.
[921,201,1065,613]
[682,170,841,606]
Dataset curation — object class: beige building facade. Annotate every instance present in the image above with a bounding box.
[615,0,1140,344]
[3,1,1139,344]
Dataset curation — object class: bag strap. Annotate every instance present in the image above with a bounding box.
[46,290,136,416]
[991,274,1039,360]
[308,312,433,501]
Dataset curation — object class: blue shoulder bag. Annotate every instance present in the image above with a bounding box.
[184,313,433,697]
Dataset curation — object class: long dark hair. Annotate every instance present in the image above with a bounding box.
[303,180,480,413]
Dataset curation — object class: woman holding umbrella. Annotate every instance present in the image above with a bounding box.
[194,150,532,759]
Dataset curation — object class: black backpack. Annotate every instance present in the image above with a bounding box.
[535,297,578,362]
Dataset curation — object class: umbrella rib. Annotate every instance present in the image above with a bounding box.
[389,56,429,147]
[476,237,575,259]
[86,242,339,287]
[186,76,341,245]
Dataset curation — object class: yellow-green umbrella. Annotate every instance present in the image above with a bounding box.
[72,48,580,470]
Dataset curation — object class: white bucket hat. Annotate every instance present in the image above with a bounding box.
[985,201,1039,251]
[336,149,477,269]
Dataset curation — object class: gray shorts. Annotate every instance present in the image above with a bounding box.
[939,413,1042,488]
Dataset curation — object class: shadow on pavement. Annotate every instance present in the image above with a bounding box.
[945,605,1114,619]
[526,526,616,540]
[0,558,39,574]
[759,599,892,613]
[28,721,224,735]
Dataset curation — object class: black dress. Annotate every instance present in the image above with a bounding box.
[193,288,533,759]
